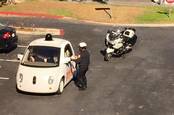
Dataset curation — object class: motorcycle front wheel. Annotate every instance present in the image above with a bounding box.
[104,53,112,61]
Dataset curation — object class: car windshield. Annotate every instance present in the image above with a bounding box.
[22,46,60,67]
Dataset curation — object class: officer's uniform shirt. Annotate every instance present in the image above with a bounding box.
[75,49,90,69]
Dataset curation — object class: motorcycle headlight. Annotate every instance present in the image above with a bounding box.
[19,73,23,83]
[48,76,54,85]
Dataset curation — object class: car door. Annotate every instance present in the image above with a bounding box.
[64,43,75,84]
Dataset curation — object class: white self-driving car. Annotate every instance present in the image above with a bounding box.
[16,34,76,94]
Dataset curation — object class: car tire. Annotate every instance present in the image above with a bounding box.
[16,85,22,93]
[57,78,64,94]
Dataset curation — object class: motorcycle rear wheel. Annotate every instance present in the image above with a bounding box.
[104,53,112,61]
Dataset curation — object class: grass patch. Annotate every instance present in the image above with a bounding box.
[0,5,17,12]
[25,0,40,1]
[48,9,72,17]
[136,6,174,23]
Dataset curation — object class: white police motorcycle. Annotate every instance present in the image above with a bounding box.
[104,28,137,61]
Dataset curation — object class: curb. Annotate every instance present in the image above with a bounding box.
[79,19,174,27]
[0,11,64,19]
[13,26,64,36]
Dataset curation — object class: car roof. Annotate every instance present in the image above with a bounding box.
[29,37,70,48]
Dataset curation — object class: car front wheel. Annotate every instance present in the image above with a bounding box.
[57,78,64,94]
[16,85,22,93]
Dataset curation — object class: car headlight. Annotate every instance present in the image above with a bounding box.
[19,73,23,83]
[48,76,54,85]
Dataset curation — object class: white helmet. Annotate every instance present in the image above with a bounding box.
[79,42,87,48]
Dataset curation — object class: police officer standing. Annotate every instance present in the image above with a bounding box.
[71,42,90,90]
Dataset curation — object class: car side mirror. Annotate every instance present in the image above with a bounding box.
[63,57,71,64]
[17,53,23,61]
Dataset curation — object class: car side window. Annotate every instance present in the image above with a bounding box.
[64,44,73,57]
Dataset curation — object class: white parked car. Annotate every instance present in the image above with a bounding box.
[16,34,76,94]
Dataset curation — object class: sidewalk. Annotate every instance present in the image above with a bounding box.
[70,0,155,6]
[107,0,154,6]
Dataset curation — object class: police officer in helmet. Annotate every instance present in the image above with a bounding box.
[71,42,90,90]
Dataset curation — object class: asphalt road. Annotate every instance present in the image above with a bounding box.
[0,17,174,115]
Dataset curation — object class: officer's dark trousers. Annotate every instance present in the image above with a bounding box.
[76,67,88,89]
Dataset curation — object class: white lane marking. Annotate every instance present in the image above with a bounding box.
[0,59,19,63]
[0,77,10,80]
[18,45,27,48]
